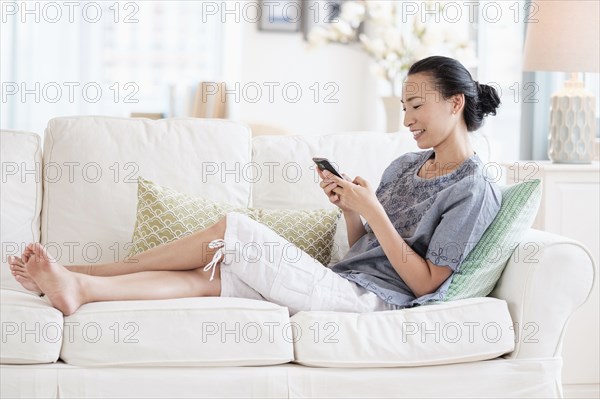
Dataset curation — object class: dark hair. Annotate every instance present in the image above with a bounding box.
[407,56,501,132]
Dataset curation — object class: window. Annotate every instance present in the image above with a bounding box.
[1,1,223,133]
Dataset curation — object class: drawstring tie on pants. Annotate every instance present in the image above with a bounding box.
[203,239,226,281]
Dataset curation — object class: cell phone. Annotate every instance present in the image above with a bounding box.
[312,157,344,179]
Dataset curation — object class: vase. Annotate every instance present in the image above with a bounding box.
[381,96,404,133]
[547,78,596,164]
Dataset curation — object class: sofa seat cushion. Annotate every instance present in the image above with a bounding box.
[290,297,515,367]
[59,297,294,367]
[0,289,64,364]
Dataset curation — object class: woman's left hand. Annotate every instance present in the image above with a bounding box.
[323,170,382,218]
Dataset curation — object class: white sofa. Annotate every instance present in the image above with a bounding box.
[0,116,595,398]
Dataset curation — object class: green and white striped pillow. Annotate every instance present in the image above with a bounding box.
[127,177,341,266]
[442,179,542,301]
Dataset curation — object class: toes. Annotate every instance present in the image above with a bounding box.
[23,245,35,262]
[10,264,27,274]
[31,243,54,264]
[15,270,29,278]
[12,256,25,265]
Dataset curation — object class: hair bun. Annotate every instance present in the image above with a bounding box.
[477,82,501,118]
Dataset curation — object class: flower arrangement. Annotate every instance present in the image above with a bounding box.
[307,1,478,97]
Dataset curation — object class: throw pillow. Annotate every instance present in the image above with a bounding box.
[127,177,342,266]
[440,179,542,302]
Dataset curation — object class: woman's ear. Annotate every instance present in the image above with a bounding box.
[450,93,465,114]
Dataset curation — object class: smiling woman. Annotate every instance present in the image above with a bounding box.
[403,58,501,129]
[402,56,501,173]
[325,56,503,304]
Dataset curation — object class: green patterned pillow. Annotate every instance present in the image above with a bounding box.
[127,177,342,266]
[440,179,542,302]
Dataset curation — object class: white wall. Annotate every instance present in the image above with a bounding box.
[224,18,388,136]
[223,18,524,163]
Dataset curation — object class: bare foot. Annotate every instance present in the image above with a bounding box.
[8,255,43,295]
[24,243,84,316]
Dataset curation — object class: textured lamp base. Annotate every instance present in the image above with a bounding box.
[548,79,596,164]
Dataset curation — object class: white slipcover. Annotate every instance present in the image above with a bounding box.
[0,131,42,292]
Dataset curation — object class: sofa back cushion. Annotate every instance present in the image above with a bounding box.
[0,130,42,292]
[41,116,252,265]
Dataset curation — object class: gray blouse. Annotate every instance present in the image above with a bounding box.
[330,149,502,307]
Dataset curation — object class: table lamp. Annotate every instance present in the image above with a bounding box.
[522,0,599,163]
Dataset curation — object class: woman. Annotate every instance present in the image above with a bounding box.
[8,56,502,316]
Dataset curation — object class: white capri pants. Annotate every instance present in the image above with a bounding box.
[204,212,400,316]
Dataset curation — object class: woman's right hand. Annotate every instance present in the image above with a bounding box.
[317,168,353,212]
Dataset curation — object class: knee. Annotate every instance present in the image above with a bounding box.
[214,216,227,236]
[190,267,221,296]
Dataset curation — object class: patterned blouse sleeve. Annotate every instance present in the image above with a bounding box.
[425,178,501,272]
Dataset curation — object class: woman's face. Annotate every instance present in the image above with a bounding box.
[401,73,461,149]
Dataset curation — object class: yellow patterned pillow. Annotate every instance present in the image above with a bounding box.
[127,177,342,265]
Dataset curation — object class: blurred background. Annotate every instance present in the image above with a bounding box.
[1,0,598,162]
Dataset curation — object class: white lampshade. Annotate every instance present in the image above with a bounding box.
[523,0,599,73]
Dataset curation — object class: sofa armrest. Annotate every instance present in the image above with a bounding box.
[490,228,595,360]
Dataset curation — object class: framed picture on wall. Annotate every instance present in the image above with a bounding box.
[302,0,345,40]
[258,0,302,32]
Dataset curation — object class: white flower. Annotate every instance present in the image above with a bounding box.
[383,26,403,53]
[360,34,386,59]
[332,20,356,42]
[369,63,387,80]
[306,0,479,96]
[340,1,366,27]
[421,24,444,48]
[364,0,395,27]
[307,26,331,48]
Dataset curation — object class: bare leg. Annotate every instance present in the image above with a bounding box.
[81,217,227,276]
[25,242,221,315]
[8,217,227,294]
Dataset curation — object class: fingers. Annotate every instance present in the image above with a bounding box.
[322,170,350,188]
[317,168,325,180]
[353,175,369,187]
[320,179,337,193]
